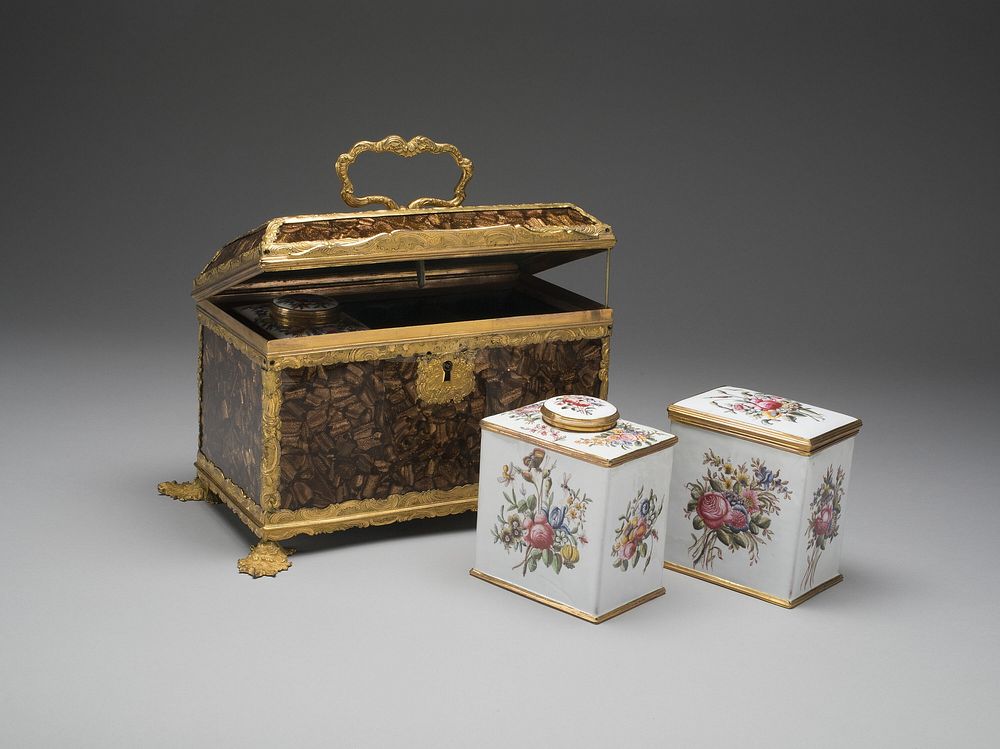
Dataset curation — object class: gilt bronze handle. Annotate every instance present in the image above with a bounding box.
[335,135,474,211]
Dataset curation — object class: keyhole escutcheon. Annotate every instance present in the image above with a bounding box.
[442,360,453,382]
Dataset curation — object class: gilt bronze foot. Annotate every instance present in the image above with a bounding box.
[158,477,219,502]
[237,541,293,578]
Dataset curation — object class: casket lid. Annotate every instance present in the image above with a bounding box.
[192,136,615,300]
[193,203,614,300]
[668,386,862,456]
[482,400,677,468]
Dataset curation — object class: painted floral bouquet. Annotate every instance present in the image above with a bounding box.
[611,487,661,573]
[506,403,567,442]
[551,394,603,416]
[800,465,845,591]
[491,448,591,576]
[577,422,661,450]
[684,449,792,569]
[708,387,824,425]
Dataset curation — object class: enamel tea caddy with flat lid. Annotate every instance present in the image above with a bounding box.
[159,135,617,577]
[472,396,677,622]
[663,386,862,607]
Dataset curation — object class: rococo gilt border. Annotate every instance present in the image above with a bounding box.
[197,310,267,365]
[260,368,281,512]
[262,484,478,541]
[192,201,614,299]
[265,324,613,374]
[197,452,265,532]
[197,451,478,541]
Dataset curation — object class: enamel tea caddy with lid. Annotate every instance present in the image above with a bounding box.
[158,135,617,577]
[269,293,341,328]
[663,386,862,607]
[472,395,677,622]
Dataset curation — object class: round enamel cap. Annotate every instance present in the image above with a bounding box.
[540,395,619,432]
[270,293,339,326]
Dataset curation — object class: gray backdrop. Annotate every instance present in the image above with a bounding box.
[2,1,997,746]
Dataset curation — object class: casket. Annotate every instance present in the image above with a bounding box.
[158,136,616,577]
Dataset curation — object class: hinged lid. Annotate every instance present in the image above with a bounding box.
[668,386,862,456]
[482,400,677,468]
[193,135,615,300]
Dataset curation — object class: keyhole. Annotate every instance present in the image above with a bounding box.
[442,360,453,382]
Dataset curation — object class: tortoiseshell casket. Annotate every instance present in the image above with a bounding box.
[159,136,616,577]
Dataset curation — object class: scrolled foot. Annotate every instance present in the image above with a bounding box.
[237,541,293,578]
[158,477,218,502]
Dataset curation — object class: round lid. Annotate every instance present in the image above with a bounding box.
[539,395,619,432]
[271,294,339,313]
[269,293,339,327]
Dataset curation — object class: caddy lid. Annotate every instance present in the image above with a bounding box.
[482,399,677,468]
[192,135,615,300]
[540,395,620,432]
[667,386,862,456]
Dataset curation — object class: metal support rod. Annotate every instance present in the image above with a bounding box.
[604,250,611,307]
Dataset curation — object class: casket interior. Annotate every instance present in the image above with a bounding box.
[207,250,606,341]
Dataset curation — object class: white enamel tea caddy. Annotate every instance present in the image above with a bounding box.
[472,395,677,623]
[663,386,862,607]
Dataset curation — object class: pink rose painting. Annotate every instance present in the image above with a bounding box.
[751,396,785,412]
[552,395,602,415]
[577,422,661,450]
[696,491,730,530]
[800,466,846,592]
[490,449,591,576]
[724,505,751,532]
[611,487,663,573]
[813,505,834,536]
[707,387,825,425]
[684,449,792,569]
[523,513,555,549]
[506,402,567,442]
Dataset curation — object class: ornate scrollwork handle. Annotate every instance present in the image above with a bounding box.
[335,135,474,211]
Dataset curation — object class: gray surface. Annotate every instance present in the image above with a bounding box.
[1,1,997,746]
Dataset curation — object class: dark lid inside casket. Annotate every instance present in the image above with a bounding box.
[192,137,615,300]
